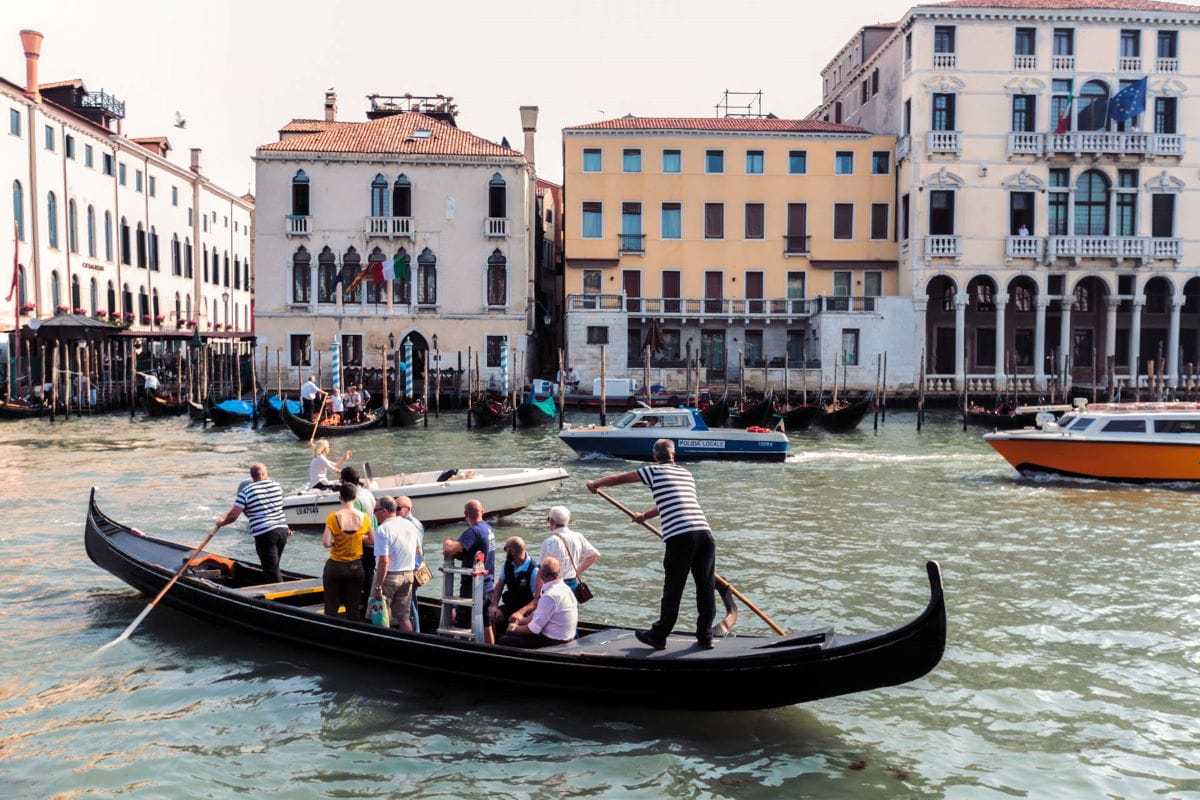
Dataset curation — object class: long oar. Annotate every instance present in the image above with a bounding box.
[98,525,220,651]
[596,489,786,637]
[309,396,326,445]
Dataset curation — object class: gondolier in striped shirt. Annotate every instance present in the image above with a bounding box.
[215,463,290,583]
[587,438,716,650]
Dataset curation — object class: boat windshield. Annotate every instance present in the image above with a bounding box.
[613,411,639,429]
[1101,419,1146,433]
[1066,416,1096,431]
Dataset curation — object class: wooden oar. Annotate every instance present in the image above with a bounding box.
[596,489,787,637]
[309,395,326,444]
[98,525,219,651]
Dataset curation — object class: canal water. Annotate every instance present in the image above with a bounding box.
[1,409,1197,798]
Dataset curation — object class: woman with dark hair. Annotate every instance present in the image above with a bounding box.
[321,482,373,618]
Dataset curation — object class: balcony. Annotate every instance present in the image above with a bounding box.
[567,294,814,320]
[618,233,646,254]
[933,52,957,69]
[1045,131,1184,159]
[1046,235,1182,265]
[1005,235,1044,261]
[896,135,911,162]
[364,216,413,238]
[1013,54,1037,71]
[1007,132,1043,156]
[1156,57,1180,73]
[925,235,962,260]
[1051,54,1075,71]
[285,215,310,236]
[926,130,961,155]
[1118,56,1142,72]
[783,234,811,255]
[485,217,508,238]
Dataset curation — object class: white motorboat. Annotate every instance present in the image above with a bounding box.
[282,466,569,530]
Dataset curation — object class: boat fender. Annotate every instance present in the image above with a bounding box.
[437,468,459,482]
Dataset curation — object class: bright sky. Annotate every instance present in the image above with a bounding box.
[6,0,943,193]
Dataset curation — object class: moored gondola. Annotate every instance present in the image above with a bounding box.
[470,397,514,428]
[781,404,820,431]
[206,398,256,426]
[515,393,557,427]
[388,401,426,427]
[84,488,946,711]
[965,404,1038,430]
[818,394,873,432]
[281,402,385,440]
[0,400,45,419]
[260,394,303,426]
[187,400,208,423]
[144,394,187,418]
[731,395,777,429]
[699,394,730,428]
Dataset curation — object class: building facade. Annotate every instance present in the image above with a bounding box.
[813,0,1200,394]
[1,30,254,359]
[562,117,903,390]
[253,94,539,391]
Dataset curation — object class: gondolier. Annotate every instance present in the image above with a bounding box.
[214,463,289,583]
[587,438,716,650]
[300,375,321,421]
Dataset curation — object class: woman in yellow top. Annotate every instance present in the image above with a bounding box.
[322,482,374,618]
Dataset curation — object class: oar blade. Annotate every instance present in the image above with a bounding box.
[97,602,154,652]
[711,582,738,638]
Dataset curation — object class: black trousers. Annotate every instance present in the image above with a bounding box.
[498,632,568,649]
[323,558,363,618]
[359,544,375,618]
[254,527,289,584]
[649,530,716,644]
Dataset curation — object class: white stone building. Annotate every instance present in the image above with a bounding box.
[253,93,538,390]
[1,30,254,372]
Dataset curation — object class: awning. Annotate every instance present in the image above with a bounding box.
[566,258,620,269]
[808,260,898,270]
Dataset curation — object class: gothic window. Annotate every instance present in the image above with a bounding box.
[488,173,507,218]
[486,249,507,307]
[417,247,437,305]
[291,170,310,216]
[393,174,411,217]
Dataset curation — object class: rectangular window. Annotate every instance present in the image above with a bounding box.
[932,93,956,130]
[1072,329,1093,368]
[744,329,764,365]
[787,272,806,313]
[661,202,681,239]
[662,149,681,173]
[171,186,178,206]
[929,191,955,235]
[861,81,869,104]
[623,269,642,312]
[976,328,997,368]
[1158,30,1178,58]
[901,193,910,239]
[833,271,852,305]
[744,203,764,239]
[833,203,854,239]
[623,148,642,173]
[65,135,75,159]
[704,203,724,239]
[835,102,843,124]
[1155,97,1177,134]
[582,201,603,238]
[44,125,54,151]
[1120,29,1140,58]
[903,98,912,135]
[1152,194,1175,237]
[864,271,882,298]
[289,334,312,367]
[1049,191,1068,235]
[620,202,643,251]
[118,163,126,185]
[8,108,18,136]
[788,150,807,174]
[905,31,913,60]
[871,151,890,175]
[149,176,157,197]
[582,148,601,172]
[84,144,93,167]
[787,329,806,362]
[662,270,681,313]
[1053,28,1074,56]
[745,150,764,174]
[135,170,143,192]
[704,271,723,313]
[1011,95,1036,132]
[871,68,879,95]
[1015,27,1036,56]
[705,150,724,174]
[786,203,807,253]
[485,335,507,368]
[1011,191,1035,234]
[586,326,608,345]
[835,151,854,175]
[582,269,602,295]
[870,203,888,240]
[841,329,860,366]
[103,154,114,176]
[934,25,955,53]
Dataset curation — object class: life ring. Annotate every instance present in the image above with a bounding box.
[746,425,770,433]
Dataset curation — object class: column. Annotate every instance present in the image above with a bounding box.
[1105,297,1119,391]
[1129,299,1144,390]
[1034,295,1048,391]
[1058,299,1072,385]
[1168,296,1183,388]
[955,291,968,387]
[993,296,1008,391]
[913,296,928,390]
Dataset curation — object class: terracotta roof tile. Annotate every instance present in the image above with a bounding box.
[260,112,525,159]
[926,0,1200,13]
[278,118,347,134]
[564,116,869,134]
[38,79,84,90]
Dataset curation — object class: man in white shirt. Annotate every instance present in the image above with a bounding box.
[371,496,423,632]
[537,505,599,598]
[396,495,425,632]
[500,557,577,648]
[300,375,320,420]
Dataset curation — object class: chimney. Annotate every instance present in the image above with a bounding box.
[190,147,201,174]
[519,105,538,167]
[19,29,43,103]
[324,89,337,122]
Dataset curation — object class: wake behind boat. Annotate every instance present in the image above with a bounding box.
[559,406,788,462]
[282,466,569,529]
[84,489,946,711]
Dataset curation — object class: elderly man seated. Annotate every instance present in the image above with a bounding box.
[498,557,577,649]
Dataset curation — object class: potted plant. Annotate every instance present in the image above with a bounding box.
[154,314,165,324]
[124,312,135,321]
[20,302,35,315]
[96,309,108,318]
[74,307,87,315]
[55,305,69,314]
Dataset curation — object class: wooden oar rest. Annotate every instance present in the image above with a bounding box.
[233,577,324,601]
[751,626,833,650]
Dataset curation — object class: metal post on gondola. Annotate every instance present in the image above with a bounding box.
[423,355,429,429]
[599,345,607,426]
[434,347,441,419]
[882,351,888,422]
[873,353,881,434]
[917,349,925,431]
[466,347,473,429]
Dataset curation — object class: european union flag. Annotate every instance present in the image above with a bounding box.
[1108,77,1148,126]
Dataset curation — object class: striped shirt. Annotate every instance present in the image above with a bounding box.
[233,479,287,537]
[637,463,710,540]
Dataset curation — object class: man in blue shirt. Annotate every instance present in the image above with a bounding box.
[443,499,496,643]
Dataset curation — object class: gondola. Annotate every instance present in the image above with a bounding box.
[144,393,187,418]
[0,400,45,419]
[388,401,426,427]
[818,394,873,432]
[731,395,776,429]
[84,489,946,711]
[281,402,385,440]
[187,400,208,423]
[781,404,820,431]
[699,395,729,428]
[965,403,1038,430]
[469,397,514,428]
[515,393,557,428]
[206,398,256,426]
[259,394,303,426]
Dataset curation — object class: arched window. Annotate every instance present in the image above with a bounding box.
[223,251,230,287]
[185,293,192,322]
[106,281,116,317]
[486,249,507,307]
[202,245,209,282]
[122,283,133,319]
[50,270,61,309]
[318,246,337,302]
[86,205,96,257]
[89,278,98,316]
[104,212,113,261]
[291,170,310,216]
[171,234,181,275]
[243,258,250,291]
[149,226,159,271]
[232,302,238,330]
[342,246,361,302]
[292,245,311,303]
[213,297,219,325]
[47,192,59,248]
[234,256,241,290]
[71,274,81,311]
[417,247,437,305]
[11,180,23,241]
[392,247,410,304]
[17,265,27,307]
[370,173,389,217]
[366,246,387,303]
[139,286,149,321]
[244,306,249,330]
[212,250,220,285]
[136,223,146,267]
[1077,80,1110,131]
[393,174,412,217]
[1074,170,1110,235]
[67,199,78,253]
[184,238,192,278]
[174,292,181,322]
[120,216,131,265]
[152,288,160,321]
[488,173,507,218]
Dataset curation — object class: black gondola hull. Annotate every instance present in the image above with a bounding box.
[470,401,513,428]
[0,401,45,419]
[281,403,385,440]
[206,401,254,426]
[731,398,776,429]
[782,405,819,431]
[515,402,555,428]
[388,403,426,427]
[818,396,873,432]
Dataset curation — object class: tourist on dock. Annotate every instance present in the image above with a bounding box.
[490,536,537,640]
[499,557,577,649]
[537,506,599,600]
[587,438,715,650]
[321,482,373,619]
[340,466,377,617]
[442,499,496,644]
[215,463,290,584]
[300,375,320,420]
[371,496,422,632]
[395,495,425,632]
[308,439,351,490]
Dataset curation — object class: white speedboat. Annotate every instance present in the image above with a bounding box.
[283,466,569,530]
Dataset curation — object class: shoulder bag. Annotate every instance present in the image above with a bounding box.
[553,532,593,604]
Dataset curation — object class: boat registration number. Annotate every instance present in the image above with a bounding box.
[294,504,321,516]
[678,439,725,449]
